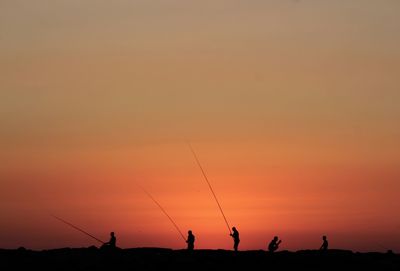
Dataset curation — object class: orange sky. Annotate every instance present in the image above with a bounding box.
[1,0,400,251]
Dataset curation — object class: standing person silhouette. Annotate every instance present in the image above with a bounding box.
[268,236,281,252]
[186,230,195,250]
[230,227,240,251]
[320,235,328,251]
[102,232,116,249]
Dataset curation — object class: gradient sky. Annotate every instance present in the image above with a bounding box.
[1,0,400,252]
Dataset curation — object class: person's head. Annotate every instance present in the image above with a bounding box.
[188,230,192,235]
[232,227,236,231]
[274,236,278,241]
[111,232,115,237]
[323,235,327,240]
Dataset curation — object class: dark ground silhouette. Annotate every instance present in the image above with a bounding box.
[1,247,399,271]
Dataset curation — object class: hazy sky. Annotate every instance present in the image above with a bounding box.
[1,0,400,251]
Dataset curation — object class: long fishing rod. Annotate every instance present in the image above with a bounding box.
[188,143,232,235]
[139,186,186,242]
[51,214,105,244]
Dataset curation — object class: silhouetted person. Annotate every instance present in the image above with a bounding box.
[320,235,328,251]
[186,230,195,250]
[230,227,240,251]
[102,232,116,249]
[268,236,281,252]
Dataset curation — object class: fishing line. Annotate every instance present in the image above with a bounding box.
[188,143,232,235]
[51,214,105,244]
[139,185,186,242]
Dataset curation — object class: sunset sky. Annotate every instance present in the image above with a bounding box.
[1,0,400,252]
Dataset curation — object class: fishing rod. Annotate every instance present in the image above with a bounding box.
[188,143,232,235]
[139,186,186,242]
[51,214,105,244]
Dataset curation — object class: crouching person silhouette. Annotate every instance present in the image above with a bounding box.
[101,232,117,250]
[268,236,282,253]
